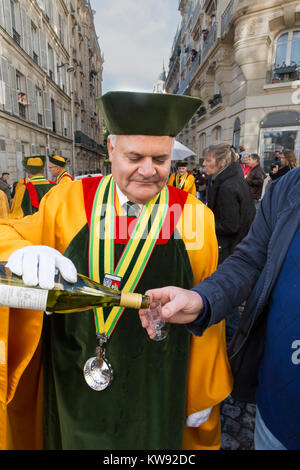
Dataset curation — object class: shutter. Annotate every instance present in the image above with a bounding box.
[0,137,7,173]
[3,0,12,37]
[43,91,52,130]
[10,65,19,116]
[0,0,5,29]
[20,6,28,53]
[53,49,58,84]
[0,56,12,112]
[14,1,21,34]
[26,12,32,58]
[26,77,37,124]
[39,30,48,72]
[16,141,24,180]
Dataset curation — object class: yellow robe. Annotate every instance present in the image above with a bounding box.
[0,181,232,450]
[168,172,196,196]
[0,190,9,219]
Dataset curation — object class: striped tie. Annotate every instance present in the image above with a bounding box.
[124,201,139,218]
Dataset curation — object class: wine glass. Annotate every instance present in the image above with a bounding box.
[145,300,167,341]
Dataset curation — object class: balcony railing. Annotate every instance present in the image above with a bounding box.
[13,28,21,46]
[202,22,217,60]
[75,130,103,152]
[267,64,300,84]
[197,106,207,119]
[221,0,234,38]
[191,0,204,32]
[208,93,222,109]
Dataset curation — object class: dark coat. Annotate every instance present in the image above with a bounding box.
[190,167,300,404]
[246,164,265,200]
[207,163,256,264]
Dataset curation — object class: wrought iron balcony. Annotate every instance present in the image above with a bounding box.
[13,28,21,46]
[221,0,234,38]
[267,64,300,84]
[208,93,222,109]
[74,130,103,152]
[202,22,217,60]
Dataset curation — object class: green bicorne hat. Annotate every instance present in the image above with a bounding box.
[22,155,46,174]
[96,91,203,136]
[48,154,69,167]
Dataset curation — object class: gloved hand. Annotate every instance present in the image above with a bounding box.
[186,407,212,427]
[6,245,77,290]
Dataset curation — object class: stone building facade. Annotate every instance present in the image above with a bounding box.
[0,0,105,182]
[165,0,300,171]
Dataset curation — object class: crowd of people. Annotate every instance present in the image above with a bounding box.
[0,154,73,219]
[0,90,299,452]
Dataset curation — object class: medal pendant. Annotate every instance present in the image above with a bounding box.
[83,334,113,391]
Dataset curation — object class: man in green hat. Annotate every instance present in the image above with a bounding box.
[168,160,196,196]
[0,91,232,451]
[9,155,55,218]
[48,154,74,184]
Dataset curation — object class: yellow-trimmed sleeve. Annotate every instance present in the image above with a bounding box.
[168,173,175,187]
[184,174,196,196]
[177,195,232,450]
[9,184,26,220]
[0,181,88,449]
[0,181,87,260]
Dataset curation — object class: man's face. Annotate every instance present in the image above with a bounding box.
[48,164,61,178]
[248,157,258,168]
[177,166,187,176]
[107,135,173,205]
[2,174,9,182]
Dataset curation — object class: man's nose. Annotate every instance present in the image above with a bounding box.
[138,159,156,178]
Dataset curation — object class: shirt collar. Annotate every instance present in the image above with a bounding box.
[115,183,143,213]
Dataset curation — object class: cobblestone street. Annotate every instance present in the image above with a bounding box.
[221,396,256,450]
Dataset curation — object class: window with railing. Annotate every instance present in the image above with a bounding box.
[269,31,300,83]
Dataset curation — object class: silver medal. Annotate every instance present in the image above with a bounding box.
[83,334,113,391]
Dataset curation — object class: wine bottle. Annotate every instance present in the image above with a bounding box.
[0,262,149,313]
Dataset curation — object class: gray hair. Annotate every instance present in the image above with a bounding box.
[108,134,117,147]
[203,142,236,165]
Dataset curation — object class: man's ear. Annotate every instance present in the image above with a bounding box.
[107,137,114,163]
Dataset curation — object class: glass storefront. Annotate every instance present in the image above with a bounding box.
[259,111,300,172]
[259,127,300,172]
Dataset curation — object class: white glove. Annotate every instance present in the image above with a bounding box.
[186,407,212,427]
[6,245,77,290]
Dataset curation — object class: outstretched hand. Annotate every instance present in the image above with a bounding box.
[139,286,204,338]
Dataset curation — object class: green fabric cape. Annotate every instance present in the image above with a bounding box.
[42,224,194,450]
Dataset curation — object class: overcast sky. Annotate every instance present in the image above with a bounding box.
[90,0,181,93]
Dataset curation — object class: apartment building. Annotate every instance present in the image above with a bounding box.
[0,0,105,182]
[165,0,300,171]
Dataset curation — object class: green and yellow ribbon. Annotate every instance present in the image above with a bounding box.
[89,175,169,338]
[175,172,188,189]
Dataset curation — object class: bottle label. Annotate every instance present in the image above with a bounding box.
[0,284,48,310]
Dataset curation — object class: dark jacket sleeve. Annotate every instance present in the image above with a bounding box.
[188,182,276,336]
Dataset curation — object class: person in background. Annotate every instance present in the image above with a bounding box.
[269,149,298,181]
[197,166,208,203]
[140,167,300,450]
[0,172,12,207]
[240,152,251,178]
[168,161,196,196]
[203,142,255,338]
[204,143,255,265]
[0,91,232,451]
[9,155,55,219]
[48,154,74,184]
[246,154,266,211]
